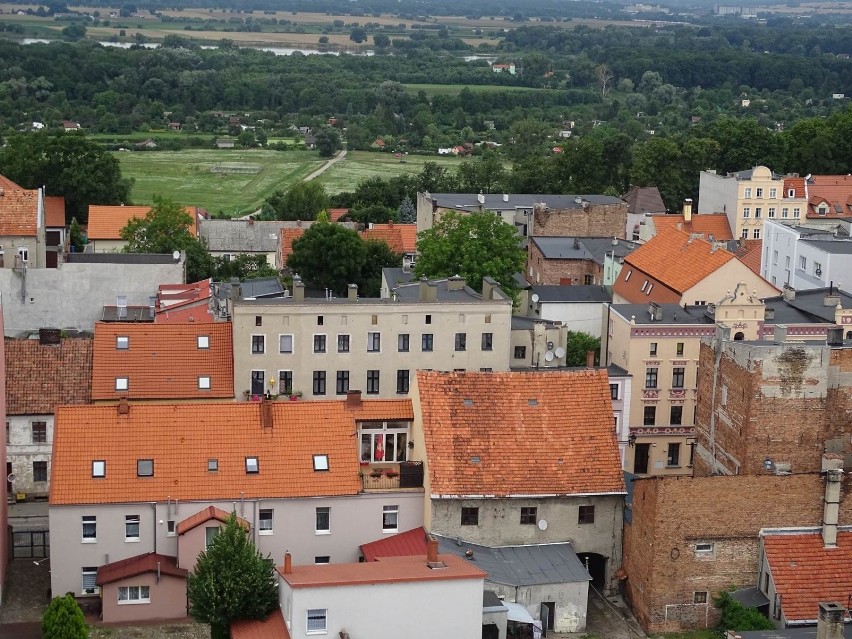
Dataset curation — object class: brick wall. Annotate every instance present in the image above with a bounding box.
[526,242,602,285]
[623,473,852,633]
[532,203,628,239]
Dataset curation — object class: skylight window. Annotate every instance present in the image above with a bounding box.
[463,399,474,406]
[137,459,153,477]
[313,454,329,472]
[197,335,210,349]
[116,336,129,350]
[198,376,211,390]
[115,377,129,391]
[208,459,218,472]
[245,457,259,474]
[92,460,105,477]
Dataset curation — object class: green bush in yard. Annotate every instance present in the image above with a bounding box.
[43,593,87,639]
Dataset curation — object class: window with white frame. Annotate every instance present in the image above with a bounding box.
[741,229,748,239]
[307,609,327,634]
[753,228,760,239]
[259,509,273,535]
[92,460,105,477]
[782,207,789,218]
[279,334,293,353]
[115,377,129,391]
[313,454,329,471]
[818,203,829,216]
[167,520,176,536]
[769,188,777,199]
[754,207,762,218]
[315,507,330,533]
[313,334,327,353]
[799,256,807,270]
[198,376,211,390]
[82,516,96,542]
[81,567,98,595]
[367,332,381,352]
[197,335,210,349]
[742,207,750,218]
[695,542,715,557]
[118,585,150,604]
[251,335,265,354]
[245,457,259,474]
[794,207,801,218]
[359,421,410,463]
[756,188,763,198]
[125,515,140,541]
[116,336,129,350]
[744,187,752,198]
[337,334,350,353]
[383,505,399,532]
[768,207,776,218]
[205,526,219,548]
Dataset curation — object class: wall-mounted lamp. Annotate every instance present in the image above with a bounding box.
[628,433,637,448]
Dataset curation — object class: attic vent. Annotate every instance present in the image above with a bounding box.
[528,399,538,406]
[463,399,474,407]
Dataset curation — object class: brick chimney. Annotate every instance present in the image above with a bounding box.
[117,398,130,415]
[683,199,693,222]
[447,275,465,291]
[586,350,595,368]
[427,537,438,563]
[261,397,273,430]
[816,602,845,639]
[283,552,292,575]
[346,390,362,408]
[388,219,394,228]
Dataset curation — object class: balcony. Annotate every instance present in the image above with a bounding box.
[360,461,424,491]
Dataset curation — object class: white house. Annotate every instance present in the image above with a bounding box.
[761,219,852,290]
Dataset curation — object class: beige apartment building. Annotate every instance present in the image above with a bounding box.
[231,277,512,400]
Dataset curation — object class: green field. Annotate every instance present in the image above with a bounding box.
[314,151,466,194]
[116,148,325,215]
[403,83,541,96]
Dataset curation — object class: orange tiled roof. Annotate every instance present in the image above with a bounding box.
[328,208,349,222]
[279,228,305,263]
[231,611,290,639]
[91,322,233,400]
[0,176,39,236]
[87,205,198,240]
[619,227,734,295]
[176,505,248,535]
[805,179,852,218]
[361,227,405,254]
[650,214,733,241]
[50,398,414,505]
[416,370,626,497]
[5,338,93,415]
[0,175,23,190]
[366,223,417,253]
[764,531,852,623]
[44,196,65,228]
[736,240,763,276]
[154,305,214,324]
[96,552,186,586]
[784,177,805,199]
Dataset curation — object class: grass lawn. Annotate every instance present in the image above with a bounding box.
[313,151,466,194]
[403,83,541,96]
[116,148,324,216]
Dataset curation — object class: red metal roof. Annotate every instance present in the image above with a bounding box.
[96,552,187,586]
[360,527,429,561]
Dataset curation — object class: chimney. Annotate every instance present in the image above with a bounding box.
[782,284,796,302]
[822,456,843,548]
[826,326,844,346]
[447,275,465,291]
[419,279,437,302]
[573,237,580,250]
[764,307,775,321]
[261,397,273,430]
[283,552,292,575]
[774,325,787,344]
[117,398,130,415]
[824,293,841,307]
[293,279,305,302]
[683,199,693,222]
[649,301,663,322]
[477,193,485,205]
[347,283,358,301]
[482,277,498,301]
[427,537,438,563]
[586,350,595,368]
[816,602,845,639]
[388,219,394,228]
[345,390,362,408]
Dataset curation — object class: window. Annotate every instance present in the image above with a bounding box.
[753,228,760,239]
[520,507,537,525]
[645,367,658,389]
[641,280,649,292]
[359,421,410,463]
[461,507,479,526]
[694,592,709,604]
[92,460,105,478]
[313,371,326,396]
[313,334,327,353]
[481,333,493,351]
[198,335,210,349]
[742,207,750,218]
[794,207,801,218]
[367,332,381,352]
[670,406,683,425]
[425,314,432,325]
[455,333,467,351]
[118,585,150,604]
[578,505,595,524]
[115,377,129,391]
[382,505,399,532]
[137,459,153,477]
[116,336,129,350]
[278,371,293,395]
[208,458,218,472]
[251,335,265,354]
[245,457,259,474]
[649,342,657,356]
[259,509,273,535]
[33,461,47,483]
[398,334,409,352]
[334,370,350,395]
[205,526,219,548]
[756,187,763,198]
[624,269,632,282]
[799,256,807,270]
[198,376,211,390]
[741,229,748,239]
[396,369,410,394]
[768,207,776,218]
[125,515,140,541]
[773,250,778,265]
[814,262,822,276]
[32,421,47,443]
[744,187,752,198]
[167,520,175,536]
[255,315,262,327]
[81,567,98,595]
[17,247,28,263]
[643,405,656,426]
[82,516,97,542]
[307,609,327,634]
[514,346,527,359]
[279,334,293,353]
[315,507,330,533]
[330,333,349,355]
[695,542,714,555]
[646,283,654,295]
[754,207,762,218]
[667,443,681,467]
[672,367,685,389]
[313,454,329,471]
[610,384,619,400]
[782,207,789,218]
[818,203,829,216]
[676,342,684,357]
[366,370,380,394]
[314,556,330,565]
[422,334,434,351]
[251,370,264,395]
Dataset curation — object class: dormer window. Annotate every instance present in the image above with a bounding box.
[788,188,795,197]
[313,454,329,471]
[197,335,210,349]
[115,377,129,391]
[245,457,259,474]
[92,460,106,477]
[116,336,129,350]
[137,459,153,477]
[818,203,829,216]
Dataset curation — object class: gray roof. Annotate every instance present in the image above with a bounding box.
[733,627,852,639]
[424,193,623,211]
[531,237,636,265]
[216,277,286,301]
[800,239,852,255]
[531,285,612,303]
[383,267,415,288]
[763,287,852,324]
[200,220,285,253]
[621,186,667,216]
[483,591,507,612]
[392,279,508,303]
[511,316,562,330]
[433,536,590,587]
[731,586,770,609]
[611,303,713,325]
[67,253,180,264]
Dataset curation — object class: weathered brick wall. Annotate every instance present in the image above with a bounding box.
[532,203,628,239]
[526,243,601,285]
[623,473,852,633]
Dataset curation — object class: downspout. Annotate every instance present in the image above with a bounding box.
[151,502,158,554]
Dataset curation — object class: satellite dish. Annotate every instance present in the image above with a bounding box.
[538,519,548,531]
[172,250,181,261]
[531,293,540,303]
[544,351,555,362]
[554,347,566,358]
[6,473,15,483]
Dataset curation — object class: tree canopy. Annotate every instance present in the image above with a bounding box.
[187,512,278,639]
[212,253,279,282]
[414,210,525,301]
[42,594,87,639]
[261,182,330,221]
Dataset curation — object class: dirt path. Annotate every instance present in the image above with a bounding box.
[303,149,347,181]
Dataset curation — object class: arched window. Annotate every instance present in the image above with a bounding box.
[734,332,745,341]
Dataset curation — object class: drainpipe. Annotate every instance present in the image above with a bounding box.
[151,502,158,554]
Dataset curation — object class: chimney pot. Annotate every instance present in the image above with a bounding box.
[683,198,693,222]
[284,552,292,575]
[346,390,362,408]
[427,537,439,563]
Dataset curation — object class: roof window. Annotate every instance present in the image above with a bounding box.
[245,457,259,474]
[137,459,153,477]
[197,335,210,349]
[116,336,129,350]
[313,454,329,471]
[92,460,105,477]
[115,377,129,391]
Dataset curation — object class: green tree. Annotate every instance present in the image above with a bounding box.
[262,182,329,221]
[564,331,601,367]
[314,126,341,158]
[120,196,212,282]
[397,195,415,223]
[42,594,86,639]
[287,221,366,295]
[187,512,278,639]
[714,590,774,631]
[414,210,525,301]
[373,33,390,48]
[237,130,255,148]
[68,217,85,253]
[349,27,367,43]
[0,133,133,222]
[348,203,396,225]
[212,254,279,281]
[360,239,401,297]
[61,23,86,40]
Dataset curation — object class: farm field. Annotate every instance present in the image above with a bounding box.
[116,148,324,216]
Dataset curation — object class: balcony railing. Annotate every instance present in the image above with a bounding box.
[360,461,424,491]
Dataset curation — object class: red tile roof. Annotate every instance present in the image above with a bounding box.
[96,552,187,586]
[176,505,248,535]
[805,178,852,218]
[279,553,486,588]
[5,338,93,415]
[328,208,349,223]
[362,223,417,254]
[650,214,733,241]
[91,322,233,400]
[0,176,39,236]
[50,399,414,505]
[784,177,805,199]
[88,205,198,240]
[736,240,763,276]
[361,527,428,561]
[416,370,626,497]
[279,228,305,264]
[763,531,852,623]
[43,196,65,228]
[231,611,290,639]
[154,279,214,324]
